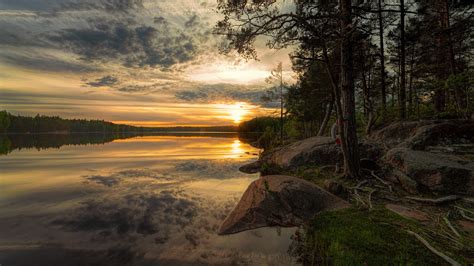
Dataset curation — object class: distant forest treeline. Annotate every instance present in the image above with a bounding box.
[0,111,237,133]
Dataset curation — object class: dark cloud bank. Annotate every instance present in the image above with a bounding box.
[86,75,119,87]
[0,0,212,72]
[49,22,197,68]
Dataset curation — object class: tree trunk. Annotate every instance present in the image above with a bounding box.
[317,97,334,136]
[399,0,406,120]
[378,0,387,114]
[361,54,376,135]
[442,0,464,112]
[340,0,360,178]
[435,0,448,113]
[444,0,456,76]
[279,65,284,144]
[408,45,415,117]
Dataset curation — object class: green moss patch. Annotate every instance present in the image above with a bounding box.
[289,208,463,265]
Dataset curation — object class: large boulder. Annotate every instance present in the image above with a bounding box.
[263,137,339,169]
[255,137,383,172]
[370,121,432,148]
[218,175,350,235]
[370,120,474,150]
[403,121,474,150]
[385,147,473,194]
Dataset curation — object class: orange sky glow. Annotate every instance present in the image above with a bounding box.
[0,0,293,127]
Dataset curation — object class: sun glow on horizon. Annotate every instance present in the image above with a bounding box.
[219,102,250,124]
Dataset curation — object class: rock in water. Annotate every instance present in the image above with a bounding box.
[238,161,262,174]
[218,175,350,235]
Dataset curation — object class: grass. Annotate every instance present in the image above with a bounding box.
[289,208,470,265]
[269,163,473,265]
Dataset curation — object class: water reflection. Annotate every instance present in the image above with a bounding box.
[0,132,258,156]
[0,134,295,265]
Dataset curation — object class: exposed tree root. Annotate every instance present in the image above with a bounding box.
[462,198,474,204]
[405,195,461,205]
[459,211,474,222]
[354,180,368,190]
[454,206,474,222]
[370,170,389,187]
[406,230,460,266]
[443,216,461,238]
[368,189,376,210]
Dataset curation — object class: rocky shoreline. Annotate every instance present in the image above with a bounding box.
[221,120,474,264]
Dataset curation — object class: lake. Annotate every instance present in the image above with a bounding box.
[0,133,296,265]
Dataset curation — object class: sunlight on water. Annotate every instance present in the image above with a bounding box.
[0,134,296,265]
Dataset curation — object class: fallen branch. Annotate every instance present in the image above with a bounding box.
[443,216,461,238]
[406,230,460,266]
[405,195,461,205]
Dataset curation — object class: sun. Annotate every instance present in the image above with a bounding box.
[229,103,248,124]
[220,102,249,124]
[214,102,252,124]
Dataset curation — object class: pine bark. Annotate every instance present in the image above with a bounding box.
[378,0,387,114]
[399,0,407,119]
[340,0,360,178]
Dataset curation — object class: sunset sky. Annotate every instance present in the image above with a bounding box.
[0,0,295,127]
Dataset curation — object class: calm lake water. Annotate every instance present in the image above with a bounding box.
[0,133,296,265]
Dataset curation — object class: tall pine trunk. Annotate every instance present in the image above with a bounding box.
[378,0,387,115]
[340,0,360,178]
[399,0,407,119]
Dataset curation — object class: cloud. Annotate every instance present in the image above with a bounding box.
[0,48,99,73]
[0,0,62,12]
[174,83,277,107]
[85,169,177,187]
[51,190,199,236]
[48,19,200,69]
[86,75,119,87]
[185,14,200,28]
[116,83,172,93]
[0,0,283,126]
[59,0,144,13]
[0,0,144,13]
[175,160,244,179]
[175,91,209,101]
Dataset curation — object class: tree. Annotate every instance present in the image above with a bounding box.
[0,111,11,133]
[399,0,407,119]
[339,0,360,177]
[215,0,363,177]
[288,60,334,137]
[378,0,387,114]
[264,62,286,144]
